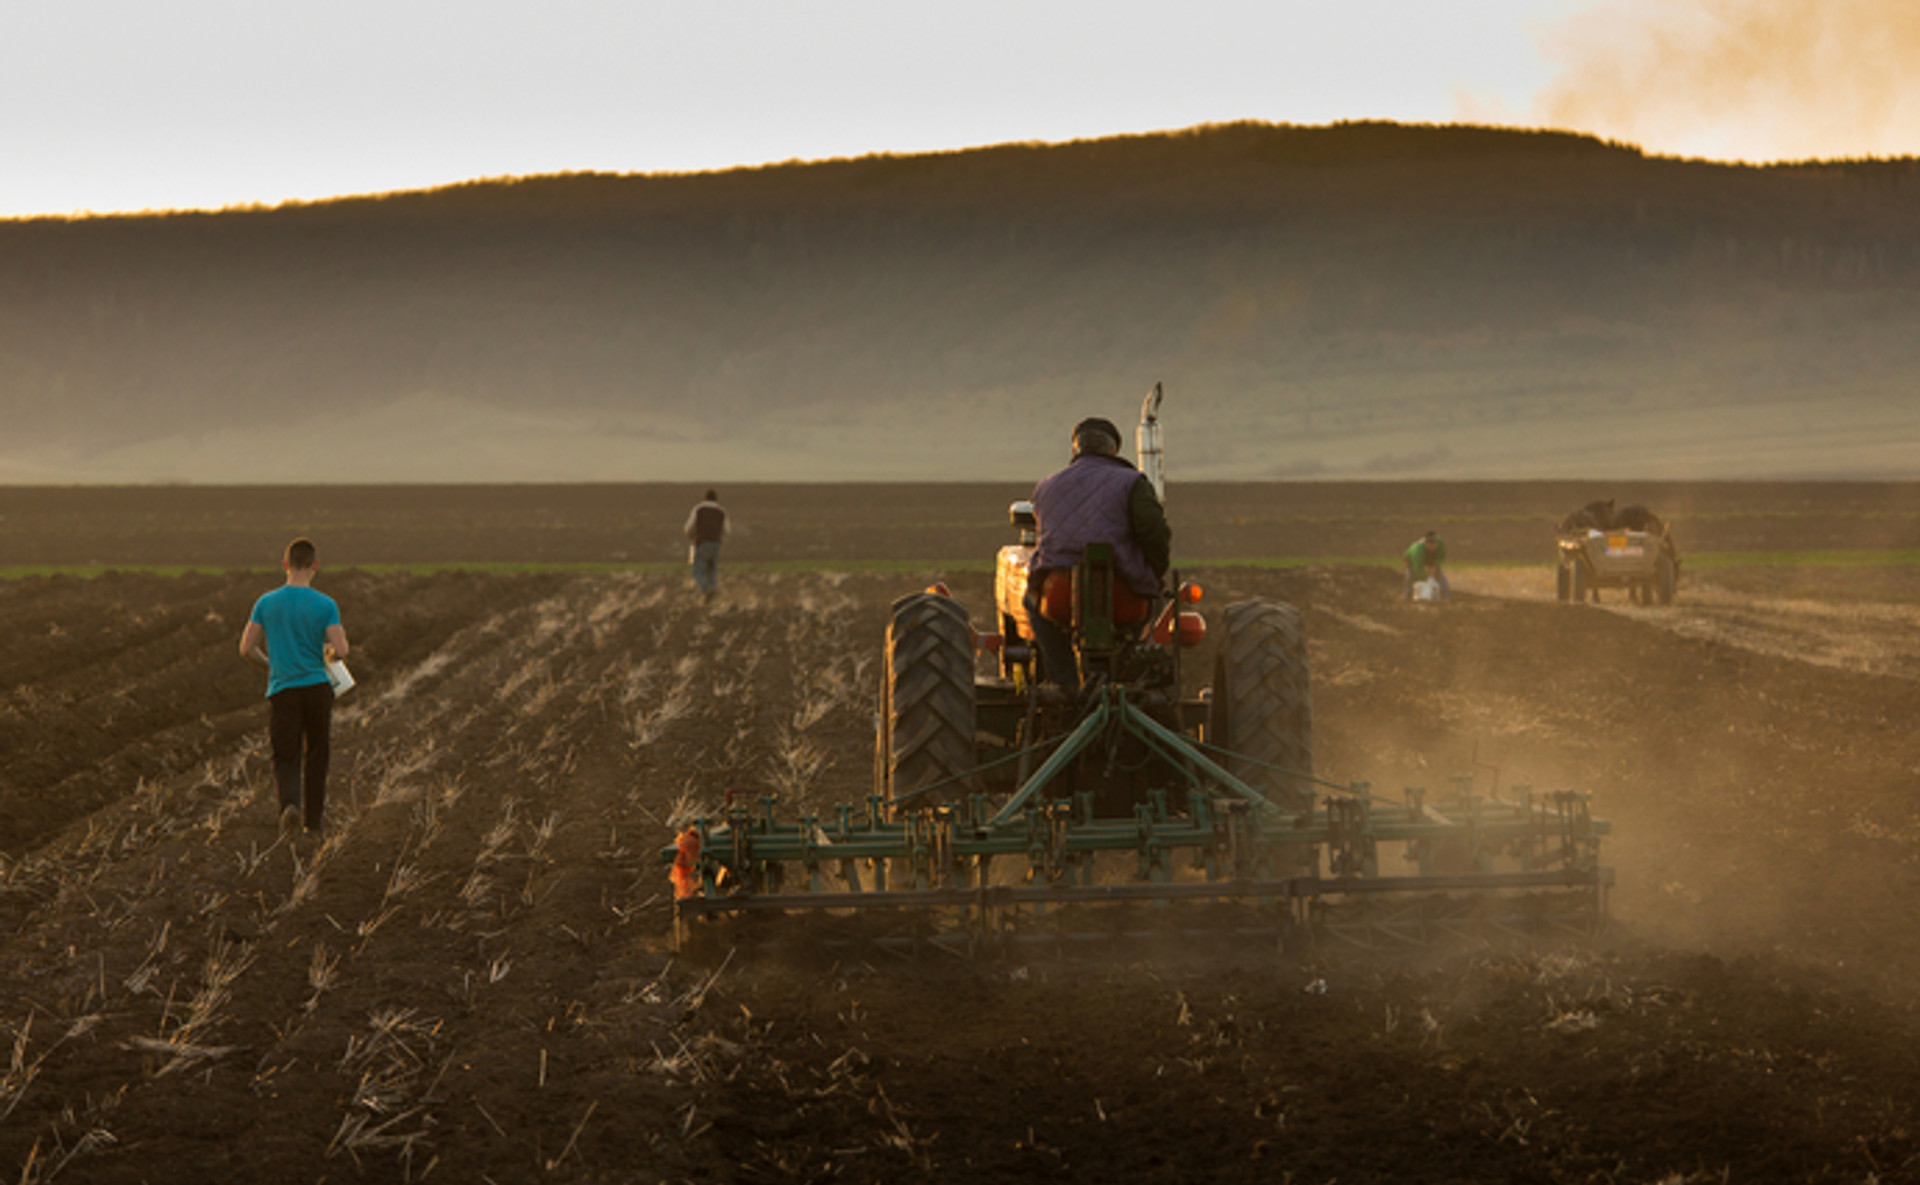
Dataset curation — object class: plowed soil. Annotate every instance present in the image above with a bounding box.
[4,485,1920,1184]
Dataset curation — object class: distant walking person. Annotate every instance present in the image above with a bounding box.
[684,489,729,600]
[1403,530,1450,601]
[240,537,350,838]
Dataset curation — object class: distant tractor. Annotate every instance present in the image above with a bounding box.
[1555,501,1681,605]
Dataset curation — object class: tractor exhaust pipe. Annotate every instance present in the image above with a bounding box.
[1137,381,1165,505]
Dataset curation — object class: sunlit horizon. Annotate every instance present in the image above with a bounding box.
[12,116,1918,225]
[6,0,1917,221]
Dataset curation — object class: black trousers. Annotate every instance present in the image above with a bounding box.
[1023,579,1080,693]
[269,683,333,829]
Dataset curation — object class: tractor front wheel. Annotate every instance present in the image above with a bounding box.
[1209,600,1315,813]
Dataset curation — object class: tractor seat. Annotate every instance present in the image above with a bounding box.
[1036,570,1152,627]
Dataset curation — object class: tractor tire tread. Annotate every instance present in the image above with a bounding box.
[1211,600,1315,811]
[885,592,976,805]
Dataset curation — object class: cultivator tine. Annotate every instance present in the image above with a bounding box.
[668,846,1614,955]
[664,605,1612,956]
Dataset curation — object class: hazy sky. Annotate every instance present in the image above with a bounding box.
[3,0,1916,218]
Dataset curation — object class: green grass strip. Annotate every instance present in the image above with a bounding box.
[1189,555,1406,570]
[5,550,1919,581]
[0,564,237,579]
[0,558,999,580]
[1193,552,1920,570]
[355,558,1001,576]
[1681,549,1920,569]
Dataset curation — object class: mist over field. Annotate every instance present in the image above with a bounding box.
[4,121,1919,484]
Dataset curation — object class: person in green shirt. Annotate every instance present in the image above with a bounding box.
[1404,531,1449,601]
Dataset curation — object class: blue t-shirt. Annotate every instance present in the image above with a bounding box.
[249,585,341,697]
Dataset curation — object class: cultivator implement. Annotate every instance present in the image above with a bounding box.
[660,387,1612,956]
[663,684,1611,955]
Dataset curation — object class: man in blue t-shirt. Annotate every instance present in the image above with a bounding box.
[240,537,350,838]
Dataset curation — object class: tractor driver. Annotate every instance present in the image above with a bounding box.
[1025,416,1171,693]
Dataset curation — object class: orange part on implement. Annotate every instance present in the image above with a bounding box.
[671,828,702,899]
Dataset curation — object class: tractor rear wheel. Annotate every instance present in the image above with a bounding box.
[1209,600,1315,812]
[882,591,977,811]
[1555,563,1570,602]
[1657,555,1677,605]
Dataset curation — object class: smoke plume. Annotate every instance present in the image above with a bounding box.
[1535,0,1920,161]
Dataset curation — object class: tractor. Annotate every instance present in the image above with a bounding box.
[665,388,1611,953]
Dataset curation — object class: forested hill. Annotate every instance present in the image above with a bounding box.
[5,121,1919,483]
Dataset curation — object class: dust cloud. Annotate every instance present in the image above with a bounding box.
[1537,0,1920,161]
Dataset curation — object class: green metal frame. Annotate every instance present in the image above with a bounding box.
[664,683,1612,950]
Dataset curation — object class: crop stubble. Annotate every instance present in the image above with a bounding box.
[1,484,1919,1183]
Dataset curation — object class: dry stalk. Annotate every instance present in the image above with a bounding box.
[326,1107,433,1170]
[496,656,551,704]
[618,657,659,708]
[790,696,834,732]
[661,782,711,832]
[123,1035,243,1075]
[356,903,402,940]
[412,778,465,850]
[233,840,274,878]
[383,857,441,905]
[2,1013,45,1123]
[372,740,441,807]
[544,1099,600,1172]
[306,942,341,1013]
[277,853,325,916]
[144,933,257,1072]
[478,799,520,865]
[871,1083,936,1171]
[522,676,561,716]
[525,812,560,864]
[458,869,497,909]
[121,922,172,998]
[767,727,829,802]
[623,963,674,1006]
[330,1006,443,1167]
[193,888,230,920]
[46,1126,119,1180]
[673,948,736,1015]
[370,646,457,713]
[630,685,694,748]
[646,1032,734,1085]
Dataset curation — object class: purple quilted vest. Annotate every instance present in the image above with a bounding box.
[1029,455,1159,596]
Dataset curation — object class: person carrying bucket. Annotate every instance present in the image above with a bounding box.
[1404,530,1450,601]
[240,536,351,839]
